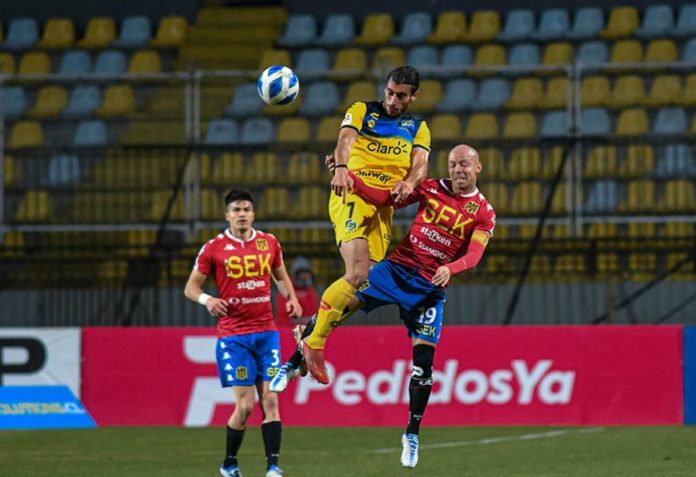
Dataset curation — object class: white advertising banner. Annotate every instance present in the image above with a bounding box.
[0,328,81,397]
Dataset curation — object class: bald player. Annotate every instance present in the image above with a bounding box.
[272,145,496,469]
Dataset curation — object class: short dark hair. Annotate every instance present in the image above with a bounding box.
[224,189,254,208]
[386,66,420,93]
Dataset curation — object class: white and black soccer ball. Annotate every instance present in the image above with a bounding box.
[257,65,300,105]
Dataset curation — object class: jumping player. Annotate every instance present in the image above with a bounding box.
[184,189,302,477]
[303,66,431,385]
[272,145,495,469]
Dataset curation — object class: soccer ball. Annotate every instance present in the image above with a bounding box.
[257,65,300,105]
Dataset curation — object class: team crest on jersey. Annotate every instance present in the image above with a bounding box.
[236,366,248,380]
[464,201,480,215]
[358,279,370,292]
[255,239,268,250]
[400,119,414,128]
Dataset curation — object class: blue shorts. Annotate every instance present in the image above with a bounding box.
[355,260,446,344]
[215,330,281,387]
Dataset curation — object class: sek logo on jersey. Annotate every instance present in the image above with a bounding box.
[237,279,265,290]
[225,253,271,279]
[422,198,474,239]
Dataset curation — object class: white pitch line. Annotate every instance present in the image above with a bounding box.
[369,427,604,454]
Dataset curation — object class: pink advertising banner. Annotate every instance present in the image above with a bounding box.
[81,326,683,427]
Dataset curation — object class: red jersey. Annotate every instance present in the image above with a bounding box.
[194,228,283,337]
[388,178,496,280]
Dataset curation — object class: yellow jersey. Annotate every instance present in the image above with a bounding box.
[340,101,431,190]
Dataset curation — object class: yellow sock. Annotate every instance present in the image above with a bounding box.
[306,278,356,350]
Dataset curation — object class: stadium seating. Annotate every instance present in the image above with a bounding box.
[406,45,439,76]
[645,75,682,106]
[18,51,51,75]
[3,86,28,119]
[96,85,134,117]
[74,120,108,146]
[437,79,476,112]
[539,110,568,137]
[470,78,510,110]
[3,18,39,50]
[37,18,75,50]
[599,6,639,39]
[295,48,330,76]
[467,10,501,42]
[316,14,355,46]
[429,114,461,141]
[533,8,569,40]
[298,81,340,116]
[94,50,127,74]
[150,16,188,48]
[29,86,68,118]
[278,14,317,47]
[204,119,239,144]
[59,50,92,75]
[653,107,687,135]
[355,14,394,46]
[497,9,535,42]
[63,86,101,117]
[114,16,152,48]
[567,7,604,39]
[392,12,432,44]
[580,108,611,135]
[506,77,543,109]
[428,11,466,44]
[9,121,43,148]
[674,4,696,37]
[77,17,116,49]
[440,45,473,75]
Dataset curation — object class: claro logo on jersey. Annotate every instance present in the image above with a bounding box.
[295,359,575,406]
[366,140,408,156]
[225,253,271,279]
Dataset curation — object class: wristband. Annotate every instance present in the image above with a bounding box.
[198,293,212,306]
[334,164,348,169]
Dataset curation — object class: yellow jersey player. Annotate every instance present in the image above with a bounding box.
[302,66,431,384]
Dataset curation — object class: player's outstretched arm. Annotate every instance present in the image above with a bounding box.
[184,270,228,317]
[392,145,429,203]
[331,127,358,202]
[271,264,303,320]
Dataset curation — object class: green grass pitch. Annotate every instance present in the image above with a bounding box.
[2,426,696,476]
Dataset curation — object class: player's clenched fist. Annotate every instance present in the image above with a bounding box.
[206,297,229,317]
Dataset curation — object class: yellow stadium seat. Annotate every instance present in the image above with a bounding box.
[0,52,16,75]
[596,253,620,275]
[580,76,610,107]
[150,16,188,48]
[18,51,51,75]
[608,76,645,107]
[96,85,134,117]
[371,47,405,76]
[15,190,52,223]
[584,146,618,178]
[474,43,506,69]
[508,147,541,179]
[587,223,618,238]
[502,112,536,138]
[295,186,328,220]
[666,253,694,281]
[542,42,574,67]
[662,223,694,237]
[467,10,500,42]
[316,116,342,142]
[28,86,67,118]
[38,18,75,49]
[331,48,367,81]
[617,179,655,213]
[184,153,212,186]
[428,11,467,44]
[542,146,564,178]
[288,152,322,183]
[620,145,654,177]
[555,254,586,275]
[9,121,43,148]
[355,14,394,46]
[550,183,568,215]
[464,113,498,139]
[1,231,25,258]
[645,75,682,106]
[479,147,505,180]
[258,49,291,70]
[481,182,509,213]
[644,39,678,64]
[628,253,657,281]
[508,147,541,178]
[431,150,449,177]
[259,186,289,220]
[211,152,246,184]
[660,180,695,212]
[609,40,643,64]
[505,77,543,109]
[199,188,220,221]
[4,155,18,186]
[683,74,696,106]
[408,79,442,114]
[246,153,278,184]
[338,81,378,112]
[615,108,649,136]
[129,50,161,73]
[600,6,639,39]
[541,77,569,109]
[148,190,185,222]
[77,17,116,49]
[277,117,311,144]
[429,114,461,141]
[509,181,542,215]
